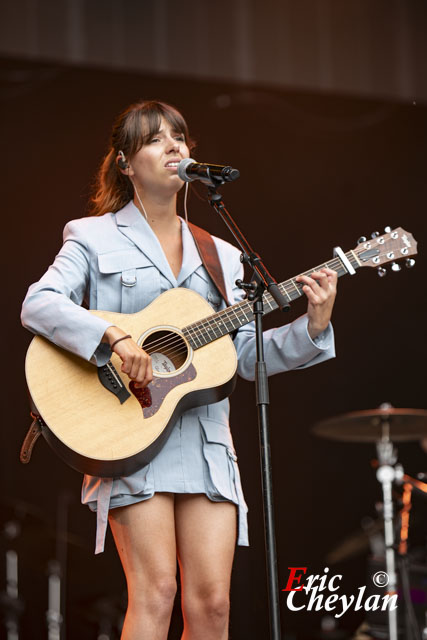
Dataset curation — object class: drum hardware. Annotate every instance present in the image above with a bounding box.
[1,519,25,640]
[0,498,50,640]
[372,405,401,640]
[313,403,427,640]
[0,494,86,639]
[46,558,62,640]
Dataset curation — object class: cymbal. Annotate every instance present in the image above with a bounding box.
[312,407,427,442]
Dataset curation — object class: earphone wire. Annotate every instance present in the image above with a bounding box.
[131,178,148,221]
[184,181,189,223]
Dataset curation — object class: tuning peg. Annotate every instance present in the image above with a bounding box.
[377,267,387,277]
[391,262,401,272]
[405,258,416,268]
[371,231,380,238]
[384,226,392,233]
[357,236,367,244]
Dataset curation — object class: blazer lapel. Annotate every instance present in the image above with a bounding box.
[115,201,178,287]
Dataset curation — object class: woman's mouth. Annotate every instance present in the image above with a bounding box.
[165,160,180,171]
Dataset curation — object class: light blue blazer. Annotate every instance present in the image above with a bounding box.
[21,200,335,552]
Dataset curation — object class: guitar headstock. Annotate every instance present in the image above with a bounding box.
[353,227,417,275]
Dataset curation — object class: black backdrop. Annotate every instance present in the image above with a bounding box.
[2,57,426,639]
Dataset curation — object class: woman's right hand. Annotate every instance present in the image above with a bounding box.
[103,326,153,389]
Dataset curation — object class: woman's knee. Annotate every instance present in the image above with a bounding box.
[205,591,230,624]
[183,587,230,627]
[129,575,177,615]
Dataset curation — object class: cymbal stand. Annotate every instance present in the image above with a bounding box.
[375,410,402,640]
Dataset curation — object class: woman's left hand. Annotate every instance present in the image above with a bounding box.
[296,268,338,340]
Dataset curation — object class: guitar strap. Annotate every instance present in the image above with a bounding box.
[187,221,231,307]
[20,397,45,464]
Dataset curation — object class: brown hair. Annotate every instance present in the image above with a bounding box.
[89,100,195,216]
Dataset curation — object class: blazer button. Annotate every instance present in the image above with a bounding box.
[121,273,137,287]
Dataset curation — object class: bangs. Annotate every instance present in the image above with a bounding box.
[142,105,188,144]
[113,99,196,158]
[130,102,193,154]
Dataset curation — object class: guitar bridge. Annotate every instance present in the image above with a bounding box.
[98,362,131,404]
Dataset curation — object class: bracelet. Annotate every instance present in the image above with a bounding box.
[110,334,132,350]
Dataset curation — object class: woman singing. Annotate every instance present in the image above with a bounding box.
[21,100,337,639]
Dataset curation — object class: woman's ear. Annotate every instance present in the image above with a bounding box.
[117,150,130,173]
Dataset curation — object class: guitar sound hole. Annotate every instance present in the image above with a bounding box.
[141,330,188,375]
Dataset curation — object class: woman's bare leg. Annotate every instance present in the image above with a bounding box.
[175,495,237,640]
[109,493,177,640]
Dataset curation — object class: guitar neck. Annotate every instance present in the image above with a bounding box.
[183,249,359,349]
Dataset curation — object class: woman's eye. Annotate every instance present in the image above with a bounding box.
[175,135,185,142]
[149,137,160,143]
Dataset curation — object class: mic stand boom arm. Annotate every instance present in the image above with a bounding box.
[206,183,289,640]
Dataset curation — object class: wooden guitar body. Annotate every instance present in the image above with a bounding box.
[25,288,238,477]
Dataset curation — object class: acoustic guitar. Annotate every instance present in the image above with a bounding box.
[25,227,417,477]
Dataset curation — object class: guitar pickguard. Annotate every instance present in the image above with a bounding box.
[129,364,197,418]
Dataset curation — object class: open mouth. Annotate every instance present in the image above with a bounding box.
[165,161,180,170]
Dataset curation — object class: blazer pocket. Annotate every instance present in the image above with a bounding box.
[111,462,154,502]
[97,250,160,312]
[199,416,239,503]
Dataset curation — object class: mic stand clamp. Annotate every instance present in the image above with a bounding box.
[205,182,287,640]
[235,278,257,300]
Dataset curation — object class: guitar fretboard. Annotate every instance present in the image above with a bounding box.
[183,251,359,349]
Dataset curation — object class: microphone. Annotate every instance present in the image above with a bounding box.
[177,158,240,185]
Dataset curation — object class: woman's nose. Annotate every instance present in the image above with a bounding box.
[166,137,180,152]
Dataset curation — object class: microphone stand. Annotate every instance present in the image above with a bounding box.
[205,182,289,640]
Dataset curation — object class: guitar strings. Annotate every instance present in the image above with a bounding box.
[123,252,363,360]
[126,254,351,359]
[126,242,396,360]
[135,240,396,362]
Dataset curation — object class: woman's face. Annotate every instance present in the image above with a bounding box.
[128,116,190,198]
